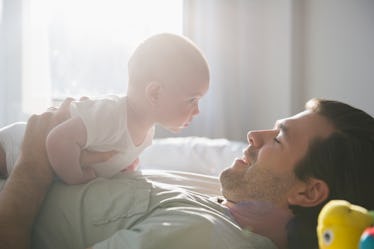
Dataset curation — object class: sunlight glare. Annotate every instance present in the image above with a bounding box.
[49,0,183,47]
[23,0,183,113]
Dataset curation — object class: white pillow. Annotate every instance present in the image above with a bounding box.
[139,136,247,176]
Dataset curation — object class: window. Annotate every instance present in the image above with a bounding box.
[22,0,183,112]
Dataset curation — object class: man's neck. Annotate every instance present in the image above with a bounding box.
[224,199,293,249]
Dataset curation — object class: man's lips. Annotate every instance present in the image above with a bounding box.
[232,152,251,168]
[241,149,251,166]
[241,147,257,166]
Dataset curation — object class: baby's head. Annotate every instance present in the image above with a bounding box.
[128,33,210,132]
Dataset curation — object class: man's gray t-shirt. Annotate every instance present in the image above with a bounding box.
[32,170,277,249]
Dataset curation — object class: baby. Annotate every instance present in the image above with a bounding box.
[0,33,210,184]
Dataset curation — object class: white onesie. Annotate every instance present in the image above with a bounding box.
[69,95,155,178]
[0,96,154,179]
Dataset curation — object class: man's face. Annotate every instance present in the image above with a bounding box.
[219,110,334,207]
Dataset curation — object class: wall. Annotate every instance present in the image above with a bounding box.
[300,0,374,116]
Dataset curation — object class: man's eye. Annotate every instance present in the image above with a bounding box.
[273,137,281,144]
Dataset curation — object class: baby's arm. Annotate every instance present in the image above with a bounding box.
[46,116,96,184]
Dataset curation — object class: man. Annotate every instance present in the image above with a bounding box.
[0,98,373,249]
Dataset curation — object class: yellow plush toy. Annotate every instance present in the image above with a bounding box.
[317,200,374,249]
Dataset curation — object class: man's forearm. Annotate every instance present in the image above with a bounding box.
[0,100,73,249]
[0,158,53,248]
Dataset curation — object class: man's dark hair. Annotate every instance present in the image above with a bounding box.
[286,98,374,249]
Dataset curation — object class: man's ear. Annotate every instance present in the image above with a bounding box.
[288,178,329,207]
[145,81,162,105]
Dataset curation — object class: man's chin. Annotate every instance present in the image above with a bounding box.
[218,166,231,179]
[219,167,236,188]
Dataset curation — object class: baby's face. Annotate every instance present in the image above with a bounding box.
[155,79,209,133]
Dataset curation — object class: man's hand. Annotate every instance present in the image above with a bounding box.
[19,97,74,180]
[0,96,117,249]
[0,97,73,249]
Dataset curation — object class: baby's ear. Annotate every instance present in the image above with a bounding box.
[288,178,329,207]
[145,81,162,104]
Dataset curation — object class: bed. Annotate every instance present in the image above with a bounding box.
[139,136,246,175]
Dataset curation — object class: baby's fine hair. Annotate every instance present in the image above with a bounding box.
[128,33,210,86]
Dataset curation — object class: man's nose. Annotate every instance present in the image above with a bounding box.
[247,129,278,147]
